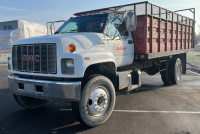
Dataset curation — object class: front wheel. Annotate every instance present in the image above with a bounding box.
[72,75,116,127]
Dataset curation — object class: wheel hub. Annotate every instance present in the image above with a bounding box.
[176,63,181,81]
[87,87,108,116]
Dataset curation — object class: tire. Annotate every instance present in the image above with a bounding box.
[13,94,48,109]
[169,58,182,84]
[72,75,116,127]
[160,59,171,84]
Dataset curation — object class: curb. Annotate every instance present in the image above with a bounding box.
[186,62,200,74]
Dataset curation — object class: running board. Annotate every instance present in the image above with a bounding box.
[130,84,139,91]
[117,70,141,94]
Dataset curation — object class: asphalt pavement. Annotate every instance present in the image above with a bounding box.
[1,65,200,134]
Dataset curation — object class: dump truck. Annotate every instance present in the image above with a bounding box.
[7,1,195,127]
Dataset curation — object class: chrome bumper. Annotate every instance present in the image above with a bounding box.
[8,75,81,102]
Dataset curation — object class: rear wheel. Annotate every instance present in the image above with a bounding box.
[13,94,48,109]
[169,58,182,84]
[72,75,116,127]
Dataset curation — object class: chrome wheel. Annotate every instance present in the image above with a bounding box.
[169,58,182,84]
[87,86,108,116]
[72,75,116,127]
[176,62,181,81]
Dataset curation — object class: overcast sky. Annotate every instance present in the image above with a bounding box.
[0,0,199,33]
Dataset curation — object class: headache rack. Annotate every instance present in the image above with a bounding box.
[74,1,195,26]
[74,1,195,59]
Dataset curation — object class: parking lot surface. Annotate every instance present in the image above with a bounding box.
[0,64,200,134]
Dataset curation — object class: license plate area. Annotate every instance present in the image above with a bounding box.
[24,83,35,93]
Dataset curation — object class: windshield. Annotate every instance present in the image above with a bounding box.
[55,14,108,34]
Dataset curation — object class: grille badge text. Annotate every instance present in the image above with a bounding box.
[22,55,39,62]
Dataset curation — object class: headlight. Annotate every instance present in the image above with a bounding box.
[66,59,74,68]
[8,58,11,70]
[61,59,74,75]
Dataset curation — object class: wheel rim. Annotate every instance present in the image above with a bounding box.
[87,86,108,116]
[176,63,181,81]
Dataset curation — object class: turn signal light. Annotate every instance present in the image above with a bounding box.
[69,44,75,52]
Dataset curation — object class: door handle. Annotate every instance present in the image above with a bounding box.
[128,40,133,44]
[97,41,105,44]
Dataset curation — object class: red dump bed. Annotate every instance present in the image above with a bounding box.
[133,15,194,54]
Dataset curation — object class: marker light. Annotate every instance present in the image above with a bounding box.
[69,44,75,52]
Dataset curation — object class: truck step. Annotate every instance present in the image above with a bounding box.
[117,70,141,94]
[130,84,139,91]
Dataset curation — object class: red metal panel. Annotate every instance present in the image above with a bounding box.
[133,15,194,54]
[176,23,178,50]
[186,26,189,49]
[185,27,188,49]
[182,25,186,49]
[167,22,172,51]
[188,26,191,49]
[191,27,194,48]
[189,26,193,48]
[160,20,166,52]
[152,17,159,53]
[165,16,168,51]
[133,15,147,53]
[172,23,177,50]
[181,24,183,49]
[171,22,174,51]
[178,24,181,50]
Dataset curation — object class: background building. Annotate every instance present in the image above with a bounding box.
[0,20,48,51]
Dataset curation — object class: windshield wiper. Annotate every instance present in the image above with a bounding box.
[70,29,85,32]
[55,29,85,34]
[70,29,78,31]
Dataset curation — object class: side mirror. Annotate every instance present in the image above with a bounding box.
[126,11,137,32]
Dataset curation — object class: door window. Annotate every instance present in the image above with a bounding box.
[107,15,129,37]
[108,23,120,36]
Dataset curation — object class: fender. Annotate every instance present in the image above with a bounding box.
[76,48,117,78]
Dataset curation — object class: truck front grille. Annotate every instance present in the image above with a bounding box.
[12,44,56,74]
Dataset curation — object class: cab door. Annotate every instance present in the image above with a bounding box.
[104,15,134,67]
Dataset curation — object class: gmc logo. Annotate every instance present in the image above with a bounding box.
[23,55,39,62]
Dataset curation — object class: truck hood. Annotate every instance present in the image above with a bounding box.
[12,33,105,53]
